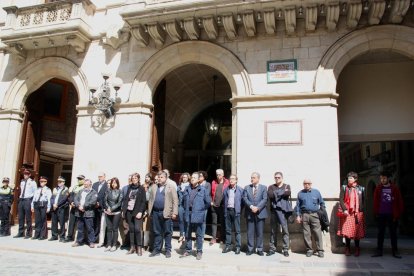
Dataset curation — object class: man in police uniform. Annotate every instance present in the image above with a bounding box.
[14,169,37,238]
[64,174,85,243]
[49,176,69,242]
[0,177,14,236]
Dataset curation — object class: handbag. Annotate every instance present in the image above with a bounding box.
[336,204,347,218]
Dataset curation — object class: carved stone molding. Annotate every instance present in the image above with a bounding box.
[326,2,340,31]
[242,10,256,37]
[263,9,276,35]
[7,43,26,60]
[389,0,410,23]
[305,6,318,32]
[346,2,362,28]
[165,20,182,42]
[202,17,218,40]
[284,7,296,34]
[66,35,85,52]
[131,26,149,47]
[147,23,166,47]
[102,25,130,49]
[368,0,386,25]
[183,17,200,40]
[222,14,237,40]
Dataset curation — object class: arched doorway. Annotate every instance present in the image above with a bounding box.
[151,63,232,181]
[337,50,414,236]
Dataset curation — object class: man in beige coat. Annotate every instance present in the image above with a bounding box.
[148,171,178,258]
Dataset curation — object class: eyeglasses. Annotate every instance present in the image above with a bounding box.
[274,177,282,179]
[303,182,312,185]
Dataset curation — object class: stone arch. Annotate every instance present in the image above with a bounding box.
[1,57,89,110]
[128,41,252,104]
[314,25,414,93]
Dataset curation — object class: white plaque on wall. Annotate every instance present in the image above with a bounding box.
[264,120,303,146]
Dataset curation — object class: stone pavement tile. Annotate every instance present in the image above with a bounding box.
[335,262,359,269]
[358,262,383,269]
[404,264,414,269]
[332,270,371,276]
[313,262,336,268]
[370,272,413,276]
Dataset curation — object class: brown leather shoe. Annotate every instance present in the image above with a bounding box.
[137,246,142,256]
[72,242,81,247]
[354,247,360,257]
[345,247,351,256]
[126,247,136,255]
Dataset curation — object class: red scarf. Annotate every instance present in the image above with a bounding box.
[344,183,359,214]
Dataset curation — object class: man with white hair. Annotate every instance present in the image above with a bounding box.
[210,168,229,245]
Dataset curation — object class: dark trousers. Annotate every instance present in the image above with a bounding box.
[186,220,204,253]
[126,211,143,247]
[225,208,241,248]
[106,213,121,247]
[211,205,225,240]
[269,209,290,251]
[94,210,103,243]
[152,210,172,253]
[247,216,265,252]
[34,206,47,239]
[121,217,130,246]
[377,214,399,252]
[0,203,11,235]
[51,207,67,239]
[66,207,78,240]
[18,198,33,237]
[76,216,94,244]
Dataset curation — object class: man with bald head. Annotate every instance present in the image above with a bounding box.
[295,178,325,258]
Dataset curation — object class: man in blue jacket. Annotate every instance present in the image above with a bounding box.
[49,176,69,241]
[182,172,211,260]
[222,174,244,254]
[243,172,268,256]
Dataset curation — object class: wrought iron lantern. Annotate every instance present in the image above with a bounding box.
[89,73,122,118]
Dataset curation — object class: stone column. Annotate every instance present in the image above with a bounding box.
[71,103,152,187]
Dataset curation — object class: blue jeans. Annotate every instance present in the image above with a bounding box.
[77,216,94,244]
[186,221,204,253]
[178,206,186,236]
[225,208,241,248]
[152,210,172,253]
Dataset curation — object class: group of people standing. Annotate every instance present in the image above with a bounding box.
[0,168,404,260]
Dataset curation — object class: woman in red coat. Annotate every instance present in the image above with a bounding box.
[337,171,366,257]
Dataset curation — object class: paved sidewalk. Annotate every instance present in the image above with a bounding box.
[1,226,413,275]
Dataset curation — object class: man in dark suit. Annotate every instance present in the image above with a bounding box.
[49,176,69,242]
[92,172,108,246]
[243,172,268,256]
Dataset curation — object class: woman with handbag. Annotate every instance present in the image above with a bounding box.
[337,171,366,257]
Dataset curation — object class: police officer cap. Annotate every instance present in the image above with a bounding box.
[77,174,85,180]
[2,177,10,182]
[57,176,65,182]
[39,176,48,181]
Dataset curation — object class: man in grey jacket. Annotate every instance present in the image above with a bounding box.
[72,179,98,248]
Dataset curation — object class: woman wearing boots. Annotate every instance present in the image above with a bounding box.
[104,177,123,252]
[122,173,146,256]
[337,171,366,257]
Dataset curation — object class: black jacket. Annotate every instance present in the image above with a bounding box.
[317,206,330,232]
[92,181,108,211]
[122,184,146,217]
[74,189,98,218]
[105,189,123,213]
[51,186,69,209]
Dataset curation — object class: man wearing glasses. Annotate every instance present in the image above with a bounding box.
[267,172,292,257]
[295,179,325,258]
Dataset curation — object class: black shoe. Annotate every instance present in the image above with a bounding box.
[235,248,241,255]
[59,238,65,242]
[318,251,324,258]
[24,236,31,239]
[48,237,58,241]
[165,251,171,258]
[13,234,24,238]
[266,250,275,256]
[257,251,264,256]
[306,251,313,257]
[39,237,46,240]
[372,252,383,257]
[246,250,254,256]
[222,246,232,253]
[283,250,289,257]
[31,237,39,240]
[392,252,402,259]
[63,238,73,243]
[149,251,160,257]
